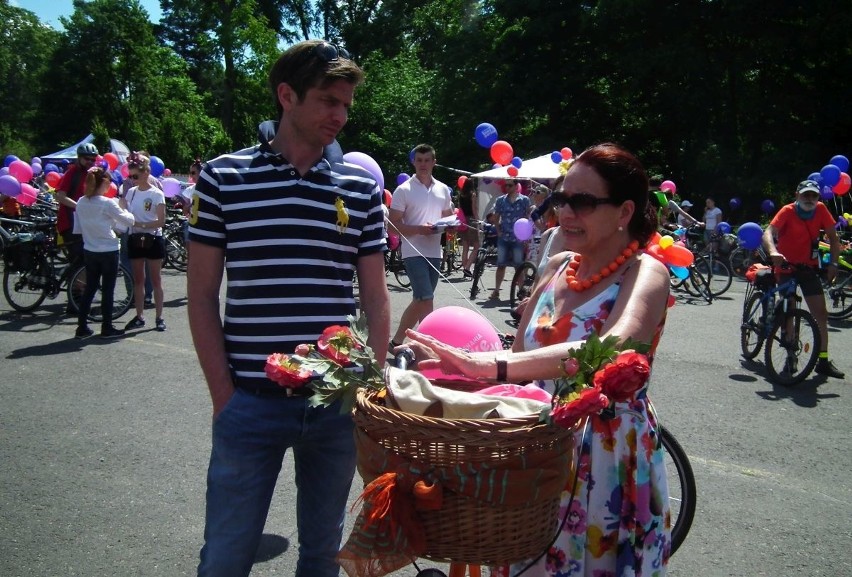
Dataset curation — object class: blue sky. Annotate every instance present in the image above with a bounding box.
[13,0,163,29]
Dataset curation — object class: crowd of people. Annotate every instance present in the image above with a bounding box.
[3,38,848,577]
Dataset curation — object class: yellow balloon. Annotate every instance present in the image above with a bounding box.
[659,235,674,249]
[844,212,852,221]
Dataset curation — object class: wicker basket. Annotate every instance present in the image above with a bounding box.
[351,387,576,566]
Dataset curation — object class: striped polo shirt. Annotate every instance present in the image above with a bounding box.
[190,139,386,390]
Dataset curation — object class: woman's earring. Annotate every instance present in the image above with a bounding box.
[618,225,624,232]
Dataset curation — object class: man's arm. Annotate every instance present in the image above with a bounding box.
[388,207,438,237]
[187,242,233,419]
[762,223,784,267]
[356,251,391,367]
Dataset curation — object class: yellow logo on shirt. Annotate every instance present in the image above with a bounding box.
[335,196,349,234]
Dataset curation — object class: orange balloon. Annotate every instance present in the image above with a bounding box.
[645,244,666,263]
[663,244,694,267]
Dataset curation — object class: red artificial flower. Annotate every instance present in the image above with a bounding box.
[317,325,360,365]
[551,386,609,429]
[561,357,580,377]
[265,353,313,388]
[592,351,650,402]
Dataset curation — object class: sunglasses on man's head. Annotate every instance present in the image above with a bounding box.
[550,193,620,216]
[313,42,350,63]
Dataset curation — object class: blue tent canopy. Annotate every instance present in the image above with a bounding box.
[40,134,131,166]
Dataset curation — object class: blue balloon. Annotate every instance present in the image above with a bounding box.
[671,265,689,280]
[149,155,165,177]
[511,156,523,169]
[808,171,821,182]
[44,163,58,174]
[409,147,416,163]
[474,123,499,148]
[396,173,409,186]
[820,164,841,187]
[760,199,775,214]
[820,185,834,201]
[729,197,741,210]
[4,155,19,167]
[551,151,563,163]
[830,154,849,173]
[737,222,763,250]
[716,222,732,234]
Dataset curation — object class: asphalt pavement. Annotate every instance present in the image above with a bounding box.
[1,261,850,577]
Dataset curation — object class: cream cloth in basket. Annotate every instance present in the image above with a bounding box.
[383,366,548,419]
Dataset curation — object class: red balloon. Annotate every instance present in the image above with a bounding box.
[507,166,519,177]
[663,244,694,267]
[560,147,573,160]
[103,152,119,171]
[457,175,468,189]
[490,140,513,166]
[383,189,392,206]
[106,182,118,198]
[645,243,666,263]
[832,172,850,196]
[45,171,61,188]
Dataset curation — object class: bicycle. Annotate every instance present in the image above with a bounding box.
[509,236,541,309]
[439,230,459,275]
[729,244,769,280]
[2,220,134,321]
[680,224,733,298]
[468,238,497,299]
[740,263,821,386]
[819,242,852,320]
[161,207,188,272]
[384,244,410,288]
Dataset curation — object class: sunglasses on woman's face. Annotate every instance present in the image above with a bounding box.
[550,193,620,216]
[128,173,141,180]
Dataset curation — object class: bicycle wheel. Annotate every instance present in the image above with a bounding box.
[826,269,852,320]
[685,261,713,303]
[694,254,732,297]
[660,425,696,556]
[510,261,537,308]
[67,264,134,322]
[164,231,187,273]
[764,308,820,386]
[393,254,410,289]
[3,267,48,312]
[469,249,488,299]
[740,291,765,360]
[728,247,751,279]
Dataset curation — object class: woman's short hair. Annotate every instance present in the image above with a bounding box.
[573,143,657,245]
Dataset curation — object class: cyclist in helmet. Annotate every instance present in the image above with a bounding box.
[55,142,101,268]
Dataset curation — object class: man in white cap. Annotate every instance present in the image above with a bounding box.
[762,179,844,379]
[677,200,695,228]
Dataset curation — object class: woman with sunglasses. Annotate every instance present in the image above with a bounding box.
[404,143,673,576]
[120,152,167,332]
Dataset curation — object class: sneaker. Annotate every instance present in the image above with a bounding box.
[99,326,125,339]
[144,297,154,308]
[463,269,473,279]
[155,318,167,332]
[75,325,94,339]
[124,316,145,330]
[815,358,845,379]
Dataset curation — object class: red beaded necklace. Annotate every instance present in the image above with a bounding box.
[564,240,641,292]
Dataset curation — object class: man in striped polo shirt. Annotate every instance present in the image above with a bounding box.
[188,40,390,577]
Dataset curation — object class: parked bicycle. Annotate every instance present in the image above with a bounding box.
[161,207,188,272]
[819,241,852,320]
[384,243,410,289]
[468,232,497,299]
[1,218,133,321]
[439,230,459,275]
[740,263,821,385]
[509,236,541,308]
[680,224,733,298]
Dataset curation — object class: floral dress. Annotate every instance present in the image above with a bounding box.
[498,257,670,577]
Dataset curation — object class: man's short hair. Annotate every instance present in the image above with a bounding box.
[412,144,436,158]
[268,40,364,117]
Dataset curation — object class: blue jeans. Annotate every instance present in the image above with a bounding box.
[120,232,153,300]
[197,390,357,577]
[496,238,524,267]
[404,256,442,301]
[78,249,119,329]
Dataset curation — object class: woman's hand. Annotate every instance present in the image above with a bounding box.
[404,330,493,380]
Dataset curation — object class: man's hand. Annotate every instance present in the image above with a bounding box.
[769,253,786,268]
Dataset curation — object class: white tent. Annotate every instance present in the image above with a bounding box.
[470,153,563,219]
[40,134,132,166]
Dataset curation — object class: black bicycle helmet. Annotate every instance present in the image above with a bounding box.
[76,142,98,156]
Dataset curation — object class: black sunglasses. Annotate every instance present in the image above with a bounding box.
[128,174,141,180]
[550,193,620,216]
[313,42,350,62]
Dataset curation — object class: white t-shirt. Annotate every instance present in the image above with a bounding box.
[390,176,452,259]
[704,206,723,232]
[72,195,136,252]
[125,186,166,235]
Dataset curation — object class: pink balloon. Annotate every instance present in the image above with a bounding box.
[660,180,677,194]
[17,183,38,206]
[120,163,129,178]
[163,168,172,177]
[9,159,33,184]
[418,306,503,379]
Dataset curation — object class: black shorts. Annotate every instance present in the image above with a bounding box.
[127,235,165,261]
[778,266,823,297]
